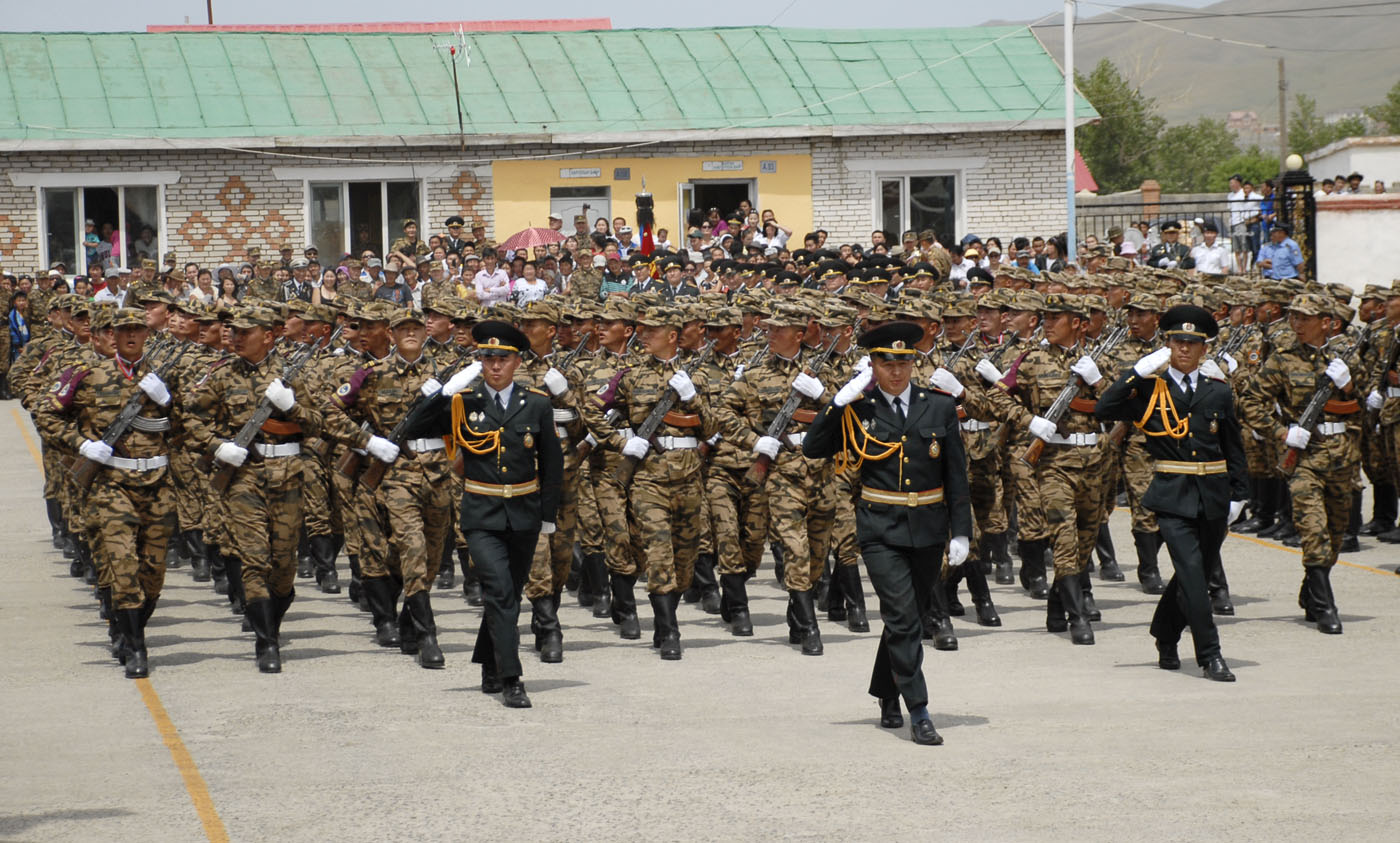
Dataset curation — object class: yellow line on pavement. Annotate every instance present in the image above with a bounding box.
[11,409,228,841]
[12,407,43,469]
[135,679,230,843]
[1227,531,1397,578]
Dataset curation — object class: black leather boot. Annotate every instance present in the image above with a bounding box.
[1045,580,1067,632]
[610,573,642,639]
[720,572,753,636]
[693,553,721,615]
[97,585,112,622]
[436,541,455,590]
[1304,566,1342,634]
[1096,523,1124,581]
[1078,569,1100,621]
[588,554,612,619]
[988,531,1015,584]
[187,530,210,582]
[649,593,682,660]
[165,531,185,570]
[347,553,364,607]
[1340,491,1362,553]
[405,591,445,669]
[1263,488,1294,540]
[209,543,228,594]
[225,555,246,615]
[530,595,564,663]
[1208,559,1234,615]
[771,542,786,584]
[926,580,957,651]
[362,576,401,647]
[270,588,294,647]
[1362,483,1396,536]
[79,540,98,585]
[296,534,313,579]
[788,589,823,656]
[963,560,1000,627]
[245,600,281,673]
[1016,539,1049,599]
[839,564,870,632]
[1058,577,1095,645]
[119,608,149,679]
[46,498,64,549]
[461,550,484,605]
[943,568,966,617]
[566,547,583,596]
[310,534,340,594]
[1132,530,1167,595]
[1237,476,1276,533]
[398,602,419,655]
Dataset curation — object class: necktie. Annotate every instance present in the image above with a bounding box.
[495,392,506,413]
[1182,376,1193,401]
[892,396,905,423]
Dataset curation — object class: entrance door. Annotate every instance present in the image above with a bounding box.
[677,179,754,232]
[348,182,384,258]
[550,187,610,241]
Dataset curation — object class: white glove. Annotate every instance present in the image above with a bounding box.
[1165,260,1178,270]
[1070,355,1102,385]
[753,436,782,459]
[543,367,569,396]
[622,436,651,459]
[947,536,970,567]
[540,521,557,535]
[834,367,872,406]
[975,359,1003,384]
[419,378,442,397]
[1221,351,1238,374]
[706,433,722,446]
[853,355,871,373]
[333,347,346,356]
[443,362,482,396]
[138,372,171,406]
[732,364,745,381]
[79,439,113,464]
[1028,416,1057,442]
[791,372,824,400]
[1284,425,1311,450]
[929,367,963,397]
[264,378,295,412]
[1367,389,1385,411]
[366,435,400,462]
[1199,359,1226,382]
[1133,347,1172,377]
[668,370,697,402]
[1325,359,1351,390]
[214,441,248,467]
[1228,500,1246,524]
[1157,257,1170,268]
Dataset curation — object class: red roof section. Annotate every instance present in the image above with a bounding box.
[148,19,611,34]
[1075,149,1099,194]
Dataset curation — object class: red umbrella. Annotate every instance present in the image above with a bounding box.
[498,226,567,252]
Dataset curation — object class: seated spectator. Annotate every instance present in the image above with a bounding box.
[513,262,549,305]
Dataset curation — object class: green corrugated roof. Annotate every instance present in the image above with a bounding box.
[0,27,1096,143]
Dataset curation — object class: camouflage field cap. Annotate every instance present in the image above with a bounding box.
[111,307,147,329]
[1285,293,1331,317]
[230,305,278,329]
[1041,293,1087,316]
[389,308,425,329]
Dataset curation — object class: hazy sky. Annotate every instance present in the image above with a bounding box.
[6,0,1223,32]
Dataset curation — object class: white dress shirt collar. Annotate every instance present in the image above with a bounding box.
[485,382,514,408]
[878,383,913,411]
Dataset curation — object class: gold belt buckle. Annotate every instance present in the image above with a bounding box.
[502,484,514,499]
[907,491,919,507]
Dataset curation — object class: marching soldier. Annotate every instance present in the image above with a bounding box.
[804,321,971,746]
[1095,305,1248,681]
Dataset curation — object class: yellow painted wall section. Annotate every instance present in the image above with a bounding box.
[492,154,812,240]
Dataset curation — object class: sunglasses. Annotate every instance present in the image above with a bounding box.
[345,322,362,330]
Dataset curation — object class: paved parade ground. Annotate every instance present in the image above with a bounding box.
[1,403,1397,843]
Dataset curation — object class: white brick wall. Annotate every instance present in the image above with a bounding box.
[0,130,1065,269]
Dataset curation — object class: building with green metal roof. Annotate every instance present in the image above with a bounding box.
[0,26,1095,273]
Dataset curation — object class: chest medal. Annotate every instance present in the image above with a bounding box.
[929,438,941,459]
[523,432,534,448]
[1209,419,1218,434]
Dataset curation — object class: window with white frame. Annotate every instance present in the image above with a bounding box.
[308,180,422,260]
[40,185,162,273]
[877,175,958,244]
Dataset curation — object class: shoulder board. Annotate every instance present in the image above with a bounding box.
[195,356,234,388]
[525,386,549,397]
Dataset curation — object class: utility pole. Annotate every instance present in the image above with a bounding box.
[206,0,213,25]
[1277,58,1288,177]
[1065,0,1077,264]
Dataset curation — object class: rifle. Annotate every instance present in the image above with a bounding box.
[983,330,1023,450]
[1280,323,1372,475]
[743,336,842,487]
[335,421,372,479]
[70,342,189,491]
[1370,330,1400,427]
[208,326,343,493]
[1214,323,1257,365]
[614,340,716,486]
[560,330,594,371]
[361,354,477,491]
[1021,325,1129,466]
[940,330,979,373]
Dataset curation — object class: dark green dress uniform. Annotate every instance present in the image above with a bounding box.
[403,322,563,707]
[1095,306,1248,680]
[804,323,972,745]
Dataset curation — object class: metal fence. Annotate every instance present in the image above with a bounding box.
[1075,199,1240,254]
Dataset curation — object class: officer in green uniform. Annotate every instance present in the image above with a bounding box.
[403,321,563,708]
[1095,305,1248,681]
[804,322,972,746]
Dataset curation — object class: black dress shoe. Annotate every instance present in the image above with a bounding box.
[1155,639,1181,670]
[502,679,532,708]
[1210,591,1235,616]
[879,698,903,729]
[1339,534,1360,553]
[480,666,503,694]
[909,718,943,746]
[932,618,958,651]
[1202,656,1236,682]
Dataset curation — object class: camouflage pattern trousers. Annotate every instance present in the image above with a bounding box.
[1290,462,1355,568]
[968,450,1006,541]
[89,474,176,610]
[590,452,637,577]
[525,455,578,600]
[1037,447,1109,579]
[825,468,859,569]
[628,449,703,595]
[706,465,769,576]
[376,455,452,598]
[224,456,302,602]
[1120,438,1160,533]
[1007,436,1048,542]
[169,449,206,534]
[301,444,337,538]
[576,459,604,556]
[767,454,835,592]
